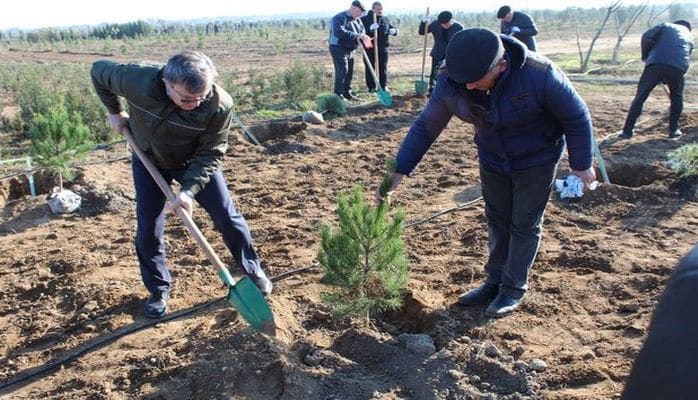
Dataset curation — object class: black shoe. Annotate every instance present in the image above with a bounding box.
[484,292,523,318]
[618,131,633,140]
[343,92,360,101]
[669,129,683,139]
[458,282,499,306]
[250,272,273,296]
[144,289,170,318]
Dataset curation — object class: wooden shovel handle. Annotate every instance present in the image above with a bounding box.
[120,127,230,275]
[420,7,430,80]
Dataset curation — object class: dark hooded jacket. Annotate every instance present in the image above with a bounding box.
[642,22,694,72]
[395,35,593,175]
[418,20,464,60]
[361,11,396,48]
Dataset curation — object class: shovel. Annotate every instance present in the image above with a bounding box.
[120,127,276,335]
[415,7,430,97]
[351,22,392,107]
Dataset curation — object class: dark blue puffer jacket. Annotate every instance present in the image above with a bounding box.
[329,11,364,50]
[396,35,593,176]
[642,22,694,73]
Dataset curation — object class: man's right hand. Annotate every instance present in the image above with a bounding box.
[108,112,130,133]
[375,172,404,205]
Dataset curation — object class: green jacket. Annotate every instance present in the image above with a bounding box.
[91,59,233,196]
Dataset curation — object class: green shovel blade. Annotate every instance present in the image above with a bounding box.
[376,88,393,107]
[225,276,276,336]
[415,80,428,96]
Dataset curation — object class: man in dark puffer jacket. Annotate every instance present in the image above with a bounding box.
[377,28,596,317]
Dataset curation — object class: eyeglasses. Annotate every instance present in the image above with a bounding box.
[165,81,209,104]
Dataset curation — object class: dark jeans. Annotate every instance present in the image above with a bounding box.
[132,156,263,294]
[623,63,685,134]
[330,45,355,96]
[428,57,442,92]
[480,163,558,297]
[364,48,389,90]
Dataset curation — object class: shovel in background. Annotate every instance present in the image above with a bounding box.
[415,7,430,97]
[351,22,393,107]
[120,127,276,335]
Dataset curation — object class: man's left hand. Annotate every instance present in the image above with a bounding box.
[166,191,194,216]
[511,26,521,33]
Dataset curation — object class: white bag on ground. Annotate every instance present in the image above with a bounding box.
[48,187,81,214]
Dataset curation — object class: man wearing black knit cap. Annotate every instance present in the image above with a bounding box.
[497,5,538,51]
[376,28,596,318]
[418,10,464,94]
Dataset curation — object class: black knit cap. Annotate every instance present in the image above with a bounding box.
[497,5,511,19]
[446,28,505,84]
[351,0,366,11]
[437,11,453,24]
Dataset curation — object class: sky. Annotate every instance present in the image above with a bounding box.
[0,0,684,30]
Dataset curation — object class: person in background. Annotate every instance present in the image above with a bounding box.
[620,20,693,140]
[418,10,464,95]
[329,0,373,101]
[361,1,399,92]
[497,5,538,51]
[91,50,273,318]
[621,245,698,399]
[377,28,595,318]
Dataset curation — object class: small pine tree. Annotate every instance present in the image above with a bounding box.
[316,94,347,120]
[319,160,408,323]
[669,143,698,177]
[29,106,92,191]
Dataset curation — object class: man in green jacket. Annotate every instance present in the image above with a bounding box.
[91,50,272,318]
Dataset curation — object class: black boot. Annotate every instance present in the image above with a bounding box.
[484,292,524,318]
[458,282,499,306]
[144,289,170,318]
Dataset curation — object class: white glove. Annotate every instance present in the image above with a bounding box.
[370,22,379,32]
[389,27,398,36]
[511,26,521,33]
[422,17,429,23]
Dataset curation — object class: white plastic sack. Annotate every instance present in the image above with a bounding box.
[554,175,598,200]
[48,187,82,214]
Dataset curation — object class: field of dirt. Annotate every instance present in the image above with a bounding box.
[1,30,698,399]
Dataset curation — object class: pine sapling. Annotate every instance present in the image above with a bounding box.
[319,159,408,324]
[29,106,92,191]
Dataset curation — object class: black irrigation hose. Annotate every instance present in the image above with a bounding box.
[0,197,482,393]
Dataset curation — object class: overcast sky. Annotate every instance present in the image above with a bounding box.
[0,0,683,30]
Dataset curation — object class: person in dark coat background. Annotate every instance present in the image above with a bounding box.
[376,28,596,318]
[621,244,698,400]
[620,20,693,140]
[497,5,538,51]
[360,1,399,92]
[328,1,372,101]
[418,10,463,95]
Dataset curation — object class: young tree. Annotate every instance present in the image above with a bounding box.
[575,0,621,72]
[611,3,647,64]
[29,106,92,191]
[319,160,408,323]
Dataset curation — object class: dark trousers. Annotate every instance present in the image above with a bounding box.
[428,57,442,92]
[364,48,389,90]
[480,163,557,297]
[132,156,263,294]
[623,63,685,134]
[330,45,355,96]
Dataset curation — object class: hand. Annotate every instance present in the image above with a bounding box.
[421,17,429,23]
[107,111,129,133]
[389,28,398,36]
[375,172,404,205]
[165,190,194,216]
[571,168,597,190]
[510,26,521,33]
[360,34,373,48]
[370,22,379,32]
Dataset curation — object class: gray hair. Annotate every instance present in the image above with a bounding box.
[163,50,218,93]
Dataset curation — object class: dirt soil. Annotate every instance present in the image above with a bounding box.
[1,48,698,399]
